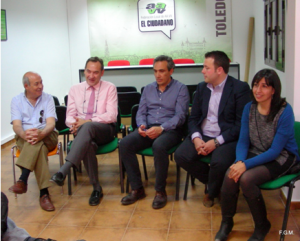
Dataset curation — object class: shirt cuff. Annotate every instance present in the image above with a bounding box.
[216,135,225,145]
[191,132,202,141]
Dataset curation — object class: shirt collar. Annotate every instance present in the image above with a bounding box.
[84,80,101,90]
[155,77,174,91]
[207,75,228,91]
[23,91,43,106]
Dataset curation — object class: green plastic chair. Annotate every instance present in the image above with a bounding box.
[183,122,300,241]
[183,155,211,200]
[123,104,187,201]
[259,121,300,241]
[66,107,126,195]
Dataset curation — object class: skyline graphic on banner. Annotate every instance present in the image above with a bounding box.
[87,0,232,66]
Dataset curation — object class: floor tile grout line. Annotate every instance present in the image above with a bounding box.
[37,194,71,238]
[166,199,175,241]
[75,194,102,240]
[120,201,138,241]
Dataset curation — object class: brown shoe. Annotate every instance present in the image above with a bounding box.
[40,194,55,211]
[121,187,146,205]
[203,193,214,207]
[8,180,27,194]
[152,191,167,209]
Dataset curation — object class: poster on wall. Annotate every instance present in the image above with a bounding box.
[87,0,232,65]
[1,9,7,41]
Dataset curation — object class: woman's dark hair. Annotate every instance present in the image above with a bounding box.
[251,68,286,122]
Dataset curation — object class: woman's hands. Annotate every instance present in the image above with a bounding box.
[228,161,246,183]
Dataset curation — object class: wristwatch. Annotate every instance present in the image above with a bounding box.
[214,138,220,148]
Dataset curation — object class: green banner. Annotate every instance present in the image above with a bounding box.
[1,9,7,41]
[87,0,232,65]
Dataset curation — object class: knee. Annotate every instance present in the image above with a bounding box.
[174,148,185,165]
[152,142,167,155]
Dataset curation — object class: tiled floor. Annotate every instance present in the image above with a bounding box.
[1,135,300,241]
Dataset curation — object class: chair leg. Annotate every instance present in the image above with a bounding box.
[119,147,124,193]
[58,142,64,195]
[183,172,190,200]
[11,147,17,199]
[142,155,148,181]
[280,180,297,241]
[176,164,180,201]
[63,134,66,151]
[191,175,195,186]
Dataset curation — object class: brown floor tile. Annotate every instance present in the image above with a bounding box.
[50,209,95,226]
[63,195,98,209]
[12,206,57,225]
[268,212,297,231]
[16,223,47,237]
[123,228,167,241]
[129,210,171,229]
[173,198,210,213]
[265,230,300,241]
[88,210,132,228]
[39,225,84,241]
[168,230,211,241]
[79,227,125,241]
[170,212,211,230]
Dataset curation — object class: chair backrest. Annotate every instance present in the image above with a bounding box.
[64,95,68,106]
[139,58,155,65]
[55,106,68,131]
[115,106,122,136]
[174,59,195,64]
[107,60,130,66]
[117,86,137,92]
[186,84,197,105]
[131,104,139,130]
[141,86,145,95]
[53,96,60,106]
[294,121,300,156]
[118,92,141,117]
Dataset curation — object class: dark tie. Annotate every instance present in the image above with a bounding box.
[85,86,95,120]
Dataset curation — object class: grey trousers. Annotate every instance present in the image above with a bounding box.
[66,122,115,185]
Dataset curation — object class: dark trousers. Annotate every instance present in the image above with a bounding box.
[119,129,182,192]
[174,135,237,198]
[66,122,115,185]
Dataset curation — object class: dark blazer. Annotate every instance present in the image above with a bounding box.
[188,75,251,144]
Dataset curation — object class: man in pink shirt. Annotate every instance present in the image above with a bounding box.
[50,57,118,206]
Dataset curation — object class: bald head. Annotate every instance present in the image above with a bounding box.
[22,72,41,87]
[23,71,43,99]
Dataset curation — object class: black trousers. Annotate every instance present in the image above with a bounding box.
[119,129,182,192]
[66,122,115,185]
[174,135,237,198]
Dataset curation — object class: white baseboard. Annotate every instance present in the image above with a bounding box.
[1,134,15,145]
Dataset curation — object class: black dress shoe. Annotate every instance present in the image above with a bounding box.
[121,187,146,205]
[50,172,65,186]
[152,191,167,209]
[89,190,103,206]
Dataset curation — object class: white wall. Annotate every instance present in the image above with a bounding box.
[1,0,72,143]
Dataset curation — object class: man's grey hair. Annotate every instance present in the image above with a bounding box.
[22,72,40,86]
[153,55,175,71]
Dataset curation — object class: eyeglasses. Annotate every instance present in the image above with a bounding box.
[39,110,44,123]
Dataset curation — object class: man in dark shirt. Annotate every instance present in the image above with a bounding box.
[120,55,189,209]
